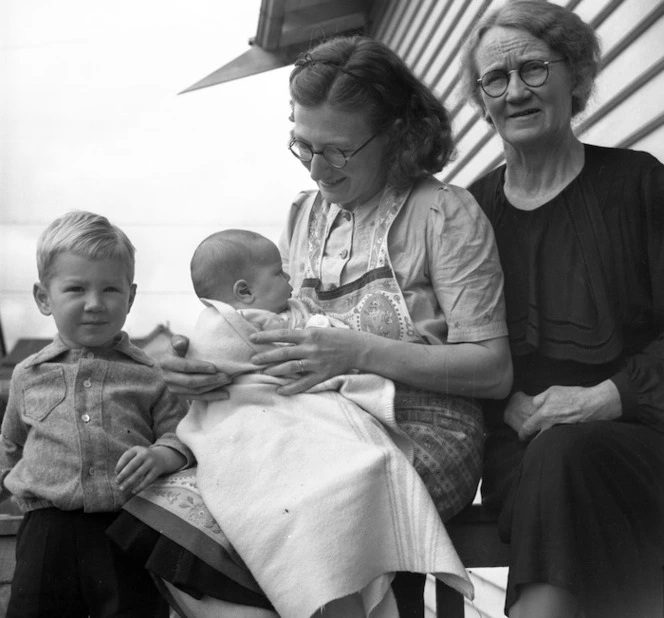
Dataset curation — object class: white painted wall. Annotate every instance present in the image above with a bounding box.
[4,0,663,356]
[1,1,316,351]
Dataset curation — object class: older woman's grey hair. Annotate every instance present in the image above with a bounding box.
[289,35,454,189]
[460,0,601,118]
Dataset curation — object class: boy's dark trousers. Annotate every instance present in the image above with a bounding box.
[7,508,168,618]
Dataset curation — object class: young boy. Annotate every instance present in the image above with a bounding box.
[190,228,345,332]
[0,211,193,617]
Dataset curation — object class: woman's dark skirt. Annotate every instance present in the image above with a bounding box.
[483,421,664,618]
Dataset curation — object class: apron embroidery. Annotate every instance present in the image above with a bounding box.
[298,186,422,343]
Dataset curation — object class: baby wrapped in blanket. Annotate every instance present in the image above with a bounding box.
[177,230,472,618]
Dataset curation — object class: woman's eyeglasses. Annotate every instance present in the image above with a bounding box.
[477,59,566,98]
[288,133,378,169]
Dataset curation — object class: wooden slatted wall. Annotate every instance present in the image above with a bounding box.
[370,0,664,188]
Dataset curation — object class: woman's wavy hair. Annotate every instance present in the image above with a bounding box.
[460,0,601,118]
[289,35,454,189]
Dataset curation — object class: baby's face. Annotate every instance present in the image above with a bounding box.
[34,252,136,349]
[250,246,293,313]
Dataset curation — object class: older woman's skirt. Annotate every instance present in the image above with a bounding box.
[107,386,483,613]
[483,421,664,618]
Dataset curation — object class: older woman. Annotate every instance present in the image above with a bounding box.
[110,35,511,616]
[460,2,664,617]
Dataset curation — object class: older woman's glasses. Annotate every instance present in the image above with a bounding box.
[477,59,566,98]
[288,133,378,169]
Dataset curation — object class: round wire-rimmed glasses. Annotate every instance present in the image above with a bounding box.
[288,133,378,169]
[477,59,566,98]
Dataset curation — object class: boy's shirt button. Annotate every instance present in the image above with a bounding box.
[81,414,91,423]
[88,468,95,476]
[86,352,94,359]
[83,380,92,388]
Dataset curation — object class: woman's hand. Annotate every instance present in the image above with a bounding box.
[518,380,622,441]
[160,335,232,401]
[503,391,538,435]
[249,327,362,395]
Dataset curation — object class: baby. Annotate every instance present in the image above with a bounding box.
[0,210,193,617]
[190,228,346,332]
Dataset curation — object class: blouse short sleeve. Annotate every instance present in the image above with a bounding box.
[389,178,508,344]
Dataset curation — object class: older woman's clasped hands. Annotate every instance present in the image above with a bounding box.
[505,383,622,441]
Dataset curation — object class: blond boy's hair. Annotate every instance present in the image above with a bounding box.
[37,211,136,284]
[190,229,275,301]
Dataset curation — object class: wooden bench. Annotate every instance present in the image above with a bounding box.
[435,504,509,617]
[0,505,507,618]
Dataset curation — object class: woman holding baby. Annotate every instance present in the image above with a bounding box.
[110,33,511,618]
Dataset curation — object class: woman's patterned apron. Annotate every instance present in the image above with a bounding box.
[296,187,484,521]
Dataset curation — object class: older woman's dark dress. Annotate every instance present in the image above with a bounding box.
[469,143,664,617]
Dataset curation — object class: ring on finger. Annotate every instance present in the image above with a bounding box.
[298,359,305,373]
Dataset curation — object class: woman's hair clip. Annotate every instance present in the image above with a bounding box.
[298,53,364,81]
[300,52,316,66]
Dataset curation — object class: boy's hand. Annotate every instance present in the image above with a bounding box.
[115,445,181,494]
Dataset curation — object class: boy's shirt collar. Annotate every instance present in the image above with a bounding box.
[24,331,155,368]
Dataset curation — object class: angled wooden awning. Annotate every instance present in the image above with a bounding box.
[181,0,377,94]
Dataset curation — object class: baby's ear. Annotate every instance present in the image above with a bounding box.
[33,282,52,316]
[232,280,254,305]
